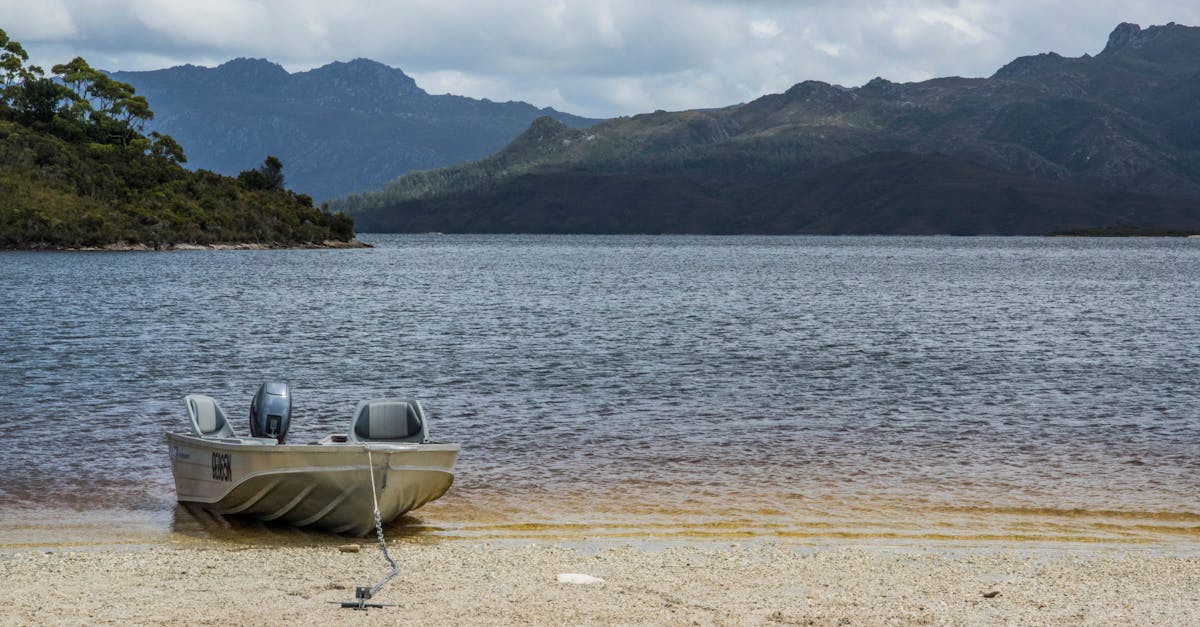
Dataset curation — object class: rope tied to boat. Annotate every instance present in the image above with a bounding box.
[338,446,401,610]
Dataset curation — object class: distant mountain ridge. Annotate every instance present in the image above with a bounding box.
[110,58,600,201]
[334,22,1200,235]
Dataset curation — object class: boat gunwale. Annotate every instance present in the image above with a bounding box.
[165,431,461,454]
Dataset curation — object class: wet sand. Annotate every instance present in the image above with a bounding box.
[2,537,1198,625]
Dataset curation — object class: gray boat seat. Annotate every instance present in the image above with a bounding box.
[186,394,235,438]
[346,398,428,443]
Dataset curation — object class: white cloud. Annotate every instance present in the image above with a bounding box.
[749,19,782,40]
[3,0,1200,118]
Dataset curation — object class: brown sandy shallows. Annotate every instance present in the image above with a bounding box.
[1,541,1198,625]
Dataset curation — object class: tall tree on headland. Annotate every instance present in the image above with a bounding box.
[260,155,285,190]
[1,28,43,109]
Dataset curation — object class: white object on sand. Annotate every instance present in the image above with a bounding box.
[557,573,605,585]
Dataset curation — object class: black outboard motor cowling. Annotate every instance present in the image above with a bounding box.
[249,381,292,443]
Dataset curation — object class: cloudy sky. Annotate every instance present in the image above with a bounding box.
[3,1,1197,118]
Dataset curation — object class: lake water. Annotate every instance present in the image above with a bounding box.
[1,235,1198,548]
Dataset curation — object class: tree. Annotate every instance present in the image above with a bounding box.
[237,168,269,190]
[16,77,65,123]
[1,28,39,110]
[1,29,27,83]
[82,75,150,145]
[259,155,284,190]
[50,57,97,122]
[85,74,130,116]
[239,156,286,191]
[48,57,154,145]
[116,93,153,142]
[149,131,187,164]
[51,57,98,96]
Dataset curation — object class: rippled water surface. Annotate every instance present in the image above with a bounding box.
[2,235,1198,546]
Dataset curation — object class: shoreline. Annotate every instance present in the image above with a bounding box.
[2,538,1196,624]
[5,235,1199,250]
[1,239,372,252]
[5,500,1199,553]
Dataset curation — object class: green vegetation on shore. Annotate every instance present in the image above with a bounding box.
[0,28,354,249]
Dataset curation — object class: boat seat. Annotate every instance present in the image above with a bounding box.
[186,394,235,438]
[346,398,428,443]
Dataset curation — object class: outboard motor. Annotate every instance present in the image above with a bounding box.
[249,381,292,443]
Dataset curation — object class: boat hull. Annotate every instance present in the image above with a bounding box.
[166,432,459,535]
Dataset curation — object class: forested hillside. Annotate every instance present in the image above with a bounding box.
[0,28,356,249]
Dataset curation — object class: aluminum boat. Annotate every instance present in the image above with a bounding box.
[166,382,459,535]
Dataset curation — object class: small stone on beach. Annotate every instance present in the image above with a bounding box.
[982,591,1001,598]
[337,544,360,553]
[558,573,605,585]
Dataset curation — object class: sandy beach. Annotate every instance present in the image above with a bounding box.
[2,538,1197,625]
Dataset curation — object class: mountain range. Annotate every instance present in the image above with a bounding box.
[332,22,1200,235]
[110,58,599,201]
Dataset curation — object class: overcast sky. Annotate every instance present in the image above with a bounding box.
[3,1,1197,119]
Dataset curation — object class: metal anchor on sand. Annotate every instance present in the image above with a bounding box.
[335,448,402,610]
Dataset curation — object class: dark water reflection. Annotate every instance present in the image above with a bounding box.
[1,235,1198,545]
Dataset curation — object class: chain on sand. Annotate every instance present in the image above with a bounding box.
[370,505,400,596]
